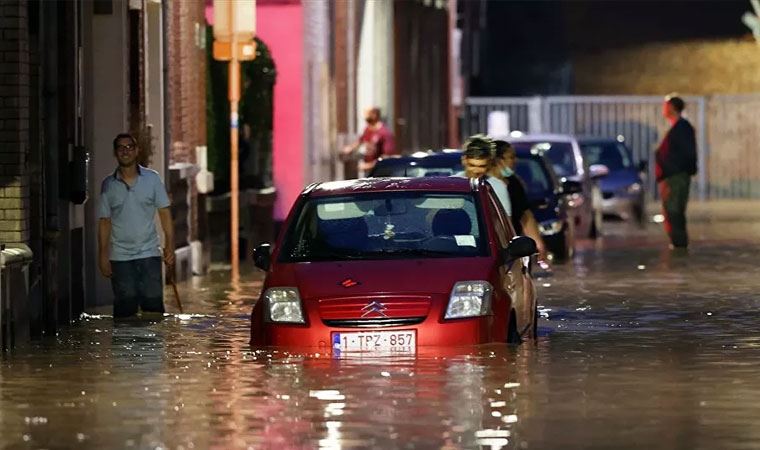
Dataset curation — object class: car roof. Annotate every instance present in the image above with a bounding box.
[306,176,477,197]
[375,151,462,166]
[576,137,621,144]
[508,133,577,143]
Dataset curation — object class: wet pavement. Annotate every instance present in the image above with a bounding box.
[3,202,760,449]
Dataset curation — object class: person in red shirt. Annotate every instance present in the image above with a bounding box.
[655,94,697,250]
[341,107,397,175]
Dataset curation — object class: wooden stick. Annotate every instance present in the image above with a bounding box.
[170,279,183,314]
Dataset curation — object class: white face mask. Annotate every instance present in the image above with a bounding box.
[501,167,514,178]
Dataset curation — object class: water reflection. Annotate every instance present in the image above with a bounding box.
[2,219,760,448]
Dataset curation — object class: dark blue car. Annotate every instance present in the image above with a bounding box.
[368,151,464,178]
[369,150,575,260]
[578,138,646,223]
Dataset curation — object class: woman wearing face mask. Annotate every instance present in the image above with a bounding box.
[492,140,548,262]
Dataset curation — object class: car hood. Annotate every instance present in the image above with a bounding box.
[267,257,496,299]
[598,170,641,193]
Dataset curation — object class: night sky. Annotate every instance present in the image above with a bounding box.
[472,0,755,95]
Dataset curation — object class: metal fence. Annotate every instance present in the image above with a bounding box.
[464,94,760,200]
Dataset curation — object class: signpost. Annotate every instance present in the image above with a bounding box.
[212,0,257,280]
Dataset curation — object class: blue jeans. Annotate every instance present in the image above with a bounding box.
[110,257,164,318]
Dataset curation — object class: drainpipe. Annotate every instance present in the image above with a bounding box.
[161,0,170,173]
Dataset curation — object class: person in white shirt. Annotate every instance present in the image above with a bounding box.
[454,134,512,217]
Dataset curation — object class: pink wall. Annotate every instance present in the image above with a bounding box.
[257,4,304,221]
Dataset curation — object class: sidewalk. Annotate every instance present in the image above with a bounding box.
[646,199,760,222]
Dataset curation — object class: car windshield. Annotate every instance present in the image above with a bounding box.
[580,142,633,171]
[513,142,576,178]
[515,158,553,196]
[279,192,488,262]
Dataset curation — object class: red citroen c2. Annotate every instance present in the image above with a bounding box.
[250,177,538,354]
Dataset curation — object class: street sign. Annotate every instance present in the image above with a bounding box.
[212,40,257,61]
[211,0,257,280]
[213,0,256,43]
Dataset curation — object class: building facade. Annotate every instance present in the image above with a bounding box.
[0,0,209,349]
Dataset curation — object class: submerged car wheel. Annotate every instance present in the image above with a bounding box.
[507,310,522,345]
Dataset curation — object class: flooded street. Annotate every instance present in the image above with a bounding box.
[3,205,760,449]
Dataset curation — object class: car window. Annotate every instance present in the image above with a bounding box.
[279,192,489,262]
[580,142,633,171]
[515,158,552,196]
[514,142,576,178]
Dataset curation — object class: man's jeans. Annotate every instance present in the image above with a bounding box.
[110,257,164,318]
[658,173,691,248]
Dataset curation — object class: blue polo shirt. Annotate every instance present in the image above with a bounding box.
[98,166,171,261]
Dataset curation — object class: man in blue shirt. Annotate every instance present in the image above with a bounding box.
[98,133,175,318]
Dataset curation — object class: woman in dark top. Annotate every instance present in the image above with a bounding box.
[492,140,547,261]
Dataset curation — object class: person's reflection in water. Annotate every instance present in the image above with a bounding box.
[106,321,170,448]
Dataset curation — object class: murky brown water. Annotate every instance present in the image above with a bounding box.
[3,212,760,449]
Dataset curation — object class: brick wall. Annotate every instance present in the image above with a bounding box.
[0,0,31,245]
[166,0,207,243]
[573,39,760,95]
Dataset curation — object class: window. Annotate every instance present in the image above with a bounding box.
[515,158,553,196]
[581,143,633,171]
[514,142,577,178]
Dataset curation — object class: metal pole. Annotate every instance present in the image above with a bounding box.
[229,1,240,281]
[229,47,240,281]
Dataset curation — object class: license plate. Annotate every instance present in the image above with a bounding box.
[332,330,416,354]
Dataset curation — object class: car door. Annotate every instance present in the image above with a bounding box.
[484,189,534,340]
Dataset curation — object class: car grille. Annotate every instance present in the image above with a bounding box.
[318,296,431,320]
[323,317,425,328]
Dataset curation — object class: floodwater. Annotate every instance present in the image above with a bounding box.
[3,210,760,449]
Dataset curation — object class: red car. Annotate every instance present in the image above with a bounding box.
[250,177,538,354]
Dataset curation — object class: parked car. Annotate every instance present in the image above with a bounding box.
[513,147,575,261]
[509,133,606,238]
[578,137,646,223]
[370,150,575,261]
[368,150,463,178]
[250,177,538,353]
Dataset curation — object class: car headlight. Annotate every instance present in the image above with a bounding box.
[264,288,305,323]
[627,183,642,194]
[444,281,493,319]
[539,219,563,235]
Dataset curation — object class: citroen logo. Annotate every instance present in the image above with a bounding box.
[361,301,388,318]
[339,278,361,288]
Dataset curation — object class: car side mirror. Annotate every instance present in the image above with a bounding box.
[589,164,610,179]
[561,179,583,195]
[253,243,272,271]
[504,236,537,260]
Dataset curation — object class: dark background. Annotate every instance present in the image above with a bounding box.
[466,0,755,96]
